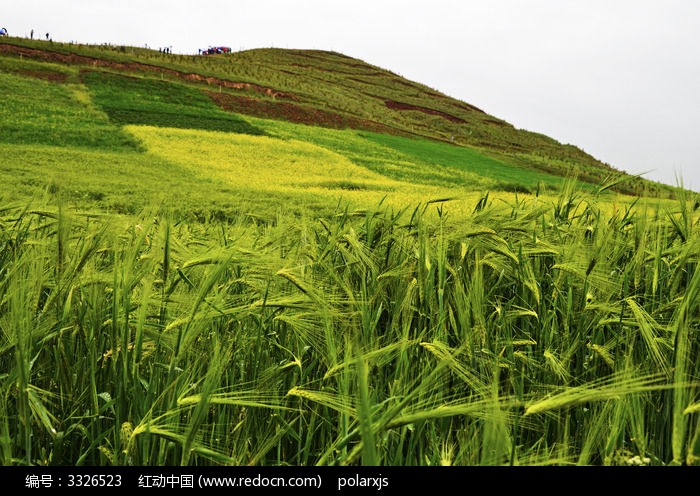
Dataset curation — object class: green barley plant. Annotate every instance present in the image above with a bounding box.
[0,181,698,466]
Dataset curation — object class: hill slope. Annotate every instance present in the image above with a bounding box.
[0,37,679,205]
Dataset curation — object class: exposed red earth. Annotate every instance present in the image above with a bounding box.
[207,92,401,135]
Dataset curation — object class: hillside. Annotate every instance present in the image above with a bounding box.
[0,37,678,200]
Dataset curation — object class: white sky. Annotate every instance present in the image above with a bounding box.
[3,0,699,191]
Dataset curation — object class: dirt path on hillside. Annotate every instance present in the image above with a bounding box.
[384,99,467,124]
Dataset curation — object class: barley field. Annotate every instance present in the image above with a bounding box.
[1,181,699,466]
[1,38,698,468]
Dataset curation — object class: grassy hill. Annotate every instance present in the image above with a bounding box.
[0,37,681,212]
[1,37,700,468]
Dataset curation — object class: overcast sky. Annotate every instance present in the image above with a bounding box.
[4,1,699,191]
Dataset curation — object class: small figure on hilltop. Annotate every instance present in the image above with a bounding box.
[46,32,49,41]
[30,29,33,39]
[0,27,8,37]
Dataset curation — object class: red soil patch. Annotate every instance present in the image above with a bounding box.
[384,99,467,124]
[208,92,401,135]
[18,70,69,82]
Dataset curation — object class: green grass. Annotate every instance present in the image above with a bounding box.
[0,72,141,150]
[360,132,565,192]
[0,53,75,82]
[0,143,200,215]
[82,71,265,135]
[253,118,566,193]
